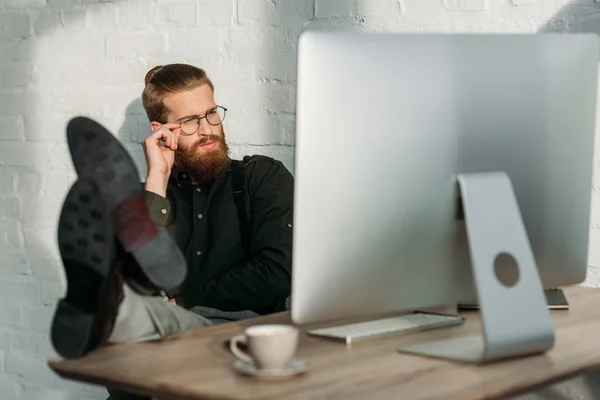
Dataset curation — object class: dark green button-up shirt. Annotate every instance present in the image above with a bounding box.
[143,155,294,314]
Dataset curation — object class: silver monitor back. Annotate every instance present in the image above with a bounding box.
[291,32,598,325]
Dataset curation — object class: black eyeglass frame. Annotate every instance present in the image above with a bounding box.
[177,105,228,136]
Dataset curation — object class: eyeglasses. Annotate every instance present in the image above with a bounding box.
[178,105,227,136]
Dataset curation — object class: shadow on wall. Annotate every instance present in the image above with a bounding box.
[539,0,600,34]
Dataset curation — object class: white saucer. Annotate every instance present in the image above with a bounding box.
[233,359,309,380]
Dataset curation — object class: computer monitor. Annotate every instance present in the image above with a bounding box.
[291,32,598,362]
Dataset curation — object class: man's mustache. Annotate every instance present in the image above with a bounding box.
[186,134,223,152]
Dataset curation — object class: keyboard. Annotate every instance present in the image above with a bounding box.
[307,312,464,344]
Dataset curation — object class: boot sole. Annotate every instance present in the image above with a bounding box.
[66,116,187,292]
[51,178,113,358]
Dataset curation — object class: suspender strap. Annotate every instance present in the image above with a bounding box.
[230,160,250,258]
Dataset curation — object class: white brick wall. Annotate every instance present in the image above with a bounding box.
[0,0,598,399]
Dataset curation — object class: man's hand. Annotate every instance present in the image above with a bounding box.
[143,122,180,197]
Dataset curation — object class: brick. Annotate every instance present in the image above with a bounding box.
[40,281,65,306]
[60,9,88,33]
[24,305,56,331]
[118,1,158,30]
[356,0,403,17]
[255,47,297,82]
[571,15,600,34]
[0,330,10,351]
[0,281,39,306]
[15,171,41,197]
[226,112,293,145]
[27,254,63,281]
[40,170,71,197]
[238,0,277,25]
[44,0,81,5]
[120,114,151,143]
[32,10,62,36]
[0,376,20,400]
[8,330,54,358]
[23,225,56,253]
[443,0,488,11]
[0,222,24,248]
[200,0,235,26]
[277,0,315,22]
[0,39,33,61]
[0,168,14,192]
[229,144,294,174]
[0,114,24,140]
[226,112,280,144]
[87,4,118,31]
[52,379,106,399]
[0,196,19,221]
[217,83,260,115]
[278,114,296,146]
[36,91,100,115]
[97,87,150,118]
[0,251,29,276]
[106,32,167,58]
[0,13,30,39]
[592,190,600,227]
[0,143,51,167]
[0,92,34,115]
[23,115,66,143]
[88,61,150,86]
[4,352,56,386]
[203,62,257,85]
[19,193,63,224]
[162,1,198,26]
[0,307,22,329]
[44,33,106,60]
[48,143,74,170]
[228,26,290,64]
[589,228,600,268]
[315,0,354,18]
[167,29,224,60]
[262,83,296,114]
[0,62,30,87]
[1,0,45,7]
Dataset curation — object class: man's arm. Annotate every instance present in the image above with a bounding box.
[142,188,172,226]
[192,158,294,313]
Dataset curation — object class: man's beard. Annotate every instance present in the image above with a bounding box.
[174,133,230,184]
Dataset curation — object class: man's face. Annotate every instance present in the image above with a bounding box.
[163,84,229,183]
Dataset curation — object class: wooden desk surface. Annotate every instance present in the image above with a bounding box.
[49,286,600,400]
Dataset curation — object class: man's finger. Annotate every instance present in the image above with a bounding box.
[161,123,181,130]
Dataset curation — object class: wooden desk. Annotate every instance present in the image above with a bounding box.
[49,286,600,400]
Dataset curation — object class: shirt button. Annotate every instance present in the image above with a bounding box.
[196,188,201,193]
[161,208,167,214]
[196,251,202,256]
[197,213,203,220]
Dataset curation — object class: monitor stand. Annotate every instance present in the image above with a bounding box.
[398,171,555,363]
[458,288,569,311]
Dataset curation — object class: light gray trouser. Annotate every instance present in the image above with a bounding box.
[106,288,259,400]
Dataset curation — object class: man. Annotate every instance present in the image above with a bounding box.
[140,63,293,313]
[49,63,294,398]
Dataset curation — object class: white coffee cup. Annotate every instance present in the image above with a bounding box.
[229,324,299,370]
